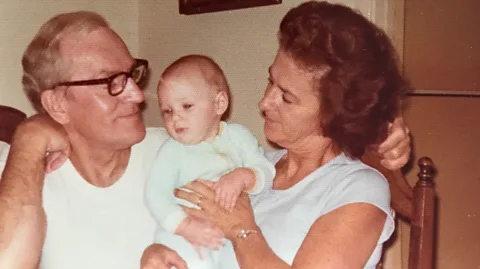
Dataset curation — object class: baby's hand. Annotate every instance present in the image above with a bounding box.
[175,215,224,251]
[215,168,255,211]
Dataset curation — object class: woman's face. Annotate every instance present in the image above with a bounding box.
[258,49,323,148]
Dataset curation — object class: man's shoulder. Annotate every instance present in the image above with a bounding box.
[131,127,169,162]
[136,127,169,148]
[224,122,252,135]
[146,126,169,138]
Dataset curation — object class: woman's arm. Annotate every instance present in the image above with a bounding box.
[292,203,386,268]
[230,227,290,269]
[232,204,385,269]
[175,180,388,269]
[0,115,69,269]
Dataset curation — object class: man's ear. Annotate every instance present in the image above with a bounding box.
[41,89,70,124]
[215,91,229,116]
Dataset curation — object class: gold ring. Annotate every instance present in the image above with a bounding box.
[196,196,204,206]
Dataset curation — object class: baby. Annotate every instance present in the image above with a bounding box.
[145,55,275,269]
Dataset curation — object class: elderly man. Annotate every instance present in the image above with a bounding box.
[0,11,186,269]
[0,11,410,269]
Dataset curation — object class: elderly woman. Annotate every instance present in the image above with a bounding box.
[170,1,408,269]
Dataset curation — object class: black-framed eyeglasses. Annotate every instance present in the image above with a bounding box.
[54,58,149,96]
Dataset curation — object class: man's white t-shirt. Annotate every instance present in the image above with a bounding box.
[0,128,169,269]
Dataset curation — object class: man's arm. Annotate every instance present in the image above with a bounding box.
[375,116,411,170]
[0,130,47,269]
[0,115,69,269]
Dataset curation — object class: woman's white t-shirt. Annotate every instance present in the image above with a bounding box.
[218,150,395,269]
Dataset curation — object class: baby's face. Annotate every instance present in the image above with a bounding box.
[158,76,222,145]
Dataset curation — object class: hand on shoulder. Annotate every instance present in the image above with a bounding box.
[375,116,411,170]
[12,114,70,172]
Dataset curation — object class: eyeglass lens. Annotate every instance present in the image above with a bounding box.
[110,63,147,95]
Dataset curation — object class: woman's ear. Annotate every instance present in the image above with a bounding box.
[41,89,70,124]
[215,91,229,116]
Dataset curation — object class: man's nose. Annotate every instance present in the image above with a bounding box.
[120,78,145,103]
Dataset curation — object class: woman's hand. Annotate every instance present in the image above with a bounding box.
[140,244,187,269]
[375,116,411,170]
[174,180,258,241]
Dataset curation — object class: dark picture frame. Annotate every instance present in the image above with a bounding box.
[179,0,282,15]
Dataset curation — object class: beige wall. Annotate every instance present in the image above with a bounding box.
[404,0,480,92]
[401,0,480,268]
[402,97,480,269]
[0,0,139,115]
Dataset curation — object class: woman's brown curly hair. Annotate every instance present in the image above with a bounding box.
[278,1,408,158]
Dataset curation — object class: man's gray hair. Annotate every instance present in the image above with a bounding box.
[22,11,109,112]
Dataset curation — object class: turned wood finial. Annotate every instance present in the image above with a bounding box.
[417,157,435,185]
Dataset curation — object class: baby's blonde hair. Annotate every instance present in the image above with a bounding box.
[159,55,232,119]
[160,55,230,93]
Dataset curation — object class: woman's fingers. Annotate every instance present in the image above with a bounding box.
[182,180,216,198]
[178,192,216,214]
[197,179,217,189]
[174,188,199,204]
[174,188,212,210]
[180,204,200,215]
[178,187,256,240]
